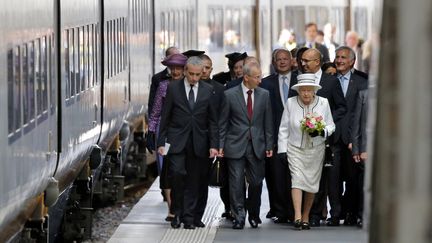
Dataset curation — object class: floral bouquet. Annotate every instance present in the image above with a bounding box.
[300,112,326,136]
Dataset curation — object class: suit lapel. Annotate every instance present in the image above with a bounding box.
[234,85,249,119]
[178,79,190,111]
[272,75,284,107]
[252,88,261,121]
[346,79,355,98]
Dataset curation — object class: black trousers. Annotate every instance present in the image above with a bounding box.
[326,141,346,219]
[194,158,211,222]
[266,150,294,220]
[227,141,265,223]
[168,137,207,224]
[220,158,231,212]
[342,149,365,219]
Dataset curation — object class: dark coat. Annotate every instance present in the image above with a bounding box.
[334,72,368,145]
[157,79,218,157]
[148,68,169,115]
[212,71,232,85]
[260,72,298,144]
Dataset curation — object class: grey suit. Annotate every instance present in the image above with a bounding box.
[351,89,368,155]
[219,84,273,224]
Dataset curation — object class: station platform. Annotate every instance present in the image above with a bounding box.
[109,180,367,243]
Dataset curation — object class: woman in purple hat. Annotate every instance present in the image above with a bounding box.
[148,53,187,221]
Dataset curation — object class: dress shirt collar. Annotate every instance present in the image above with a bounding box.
[314,69,323,84]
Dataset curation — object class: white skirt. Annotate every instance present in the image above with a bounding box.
[287,143,325,193]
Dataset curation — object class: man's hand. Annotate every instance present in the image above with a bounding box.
[209,148,218,158]
[266,150,273,158]
[158,146,165,156]
[218,149,224,157]
[360,152,368,161]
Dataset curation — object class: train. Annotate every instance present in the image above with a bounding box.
[0,0,375,242]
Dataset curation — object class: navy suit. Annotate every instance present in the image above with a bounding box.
[332,73,367,222]
[260,72,297,221]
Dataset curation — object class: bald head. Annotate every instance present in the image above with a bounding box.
[301,48,322,73]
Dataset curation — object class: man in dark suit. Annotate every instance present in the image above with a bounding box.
[219,62,274,229]
[298,23,330,63]
[300,48,347,226]
[194,54,226,223]
[213,52,247,85]
[260,48,297,223]
[157,56,219,229]
[326,46,368,226]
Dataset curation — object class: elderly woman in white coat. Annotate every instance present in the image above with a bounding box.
[277,73,335,230]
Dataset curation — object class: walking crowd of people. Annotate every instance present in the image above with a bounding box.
[146,21,370,231]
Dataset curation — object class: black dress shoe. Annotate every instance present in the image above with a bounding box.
[194,221,205,228]
[183,223,196,230]
[294,219,302,230]
[165,215,175,222]
[326,218,340,226]
[232,221,244,230]
[171,216,181,229]
[344,214,357,226]
[309,218,320,227]
[301,222,310,230]
[273,217,288,224]
[266,211,275,219]
[249,218,259,228]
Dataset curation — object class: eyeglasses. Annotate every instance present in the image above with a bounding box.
[301,58,318,63]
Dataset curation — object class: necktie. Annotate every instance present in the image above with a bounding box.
[188,84,195,110]
[282,76,289,102]
[247,89,253,120]
[339,76,347,97]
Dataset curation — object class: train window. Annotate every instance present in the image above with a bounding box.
[64,30,70,99]
[137,0,142,33]
[89,25,94,87]
[35,38,42,117]
[84,26,89,90]
[41,36,48,113]
[7,50,14,134]
[114,19,118,75]
[354,7,368,41]
[24,42,35,127]
[69,28,75,97]
[50,34,55,114]
[14,47,22,131]
[74,27,80,95]
[284,6,305,44]
[80,26,85,92]
[95,23,99,85]
[8,47,22,138]
[208,8,222,50]
[144,0,148,32]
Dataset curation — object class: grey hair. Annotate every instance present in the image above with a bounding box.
[272,48,292,63]
[186,56,203,67]
[335,45,356,61]
[243,62,261,76]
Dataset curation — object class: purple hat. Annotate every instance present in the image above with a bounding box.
[161,53,188,67]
